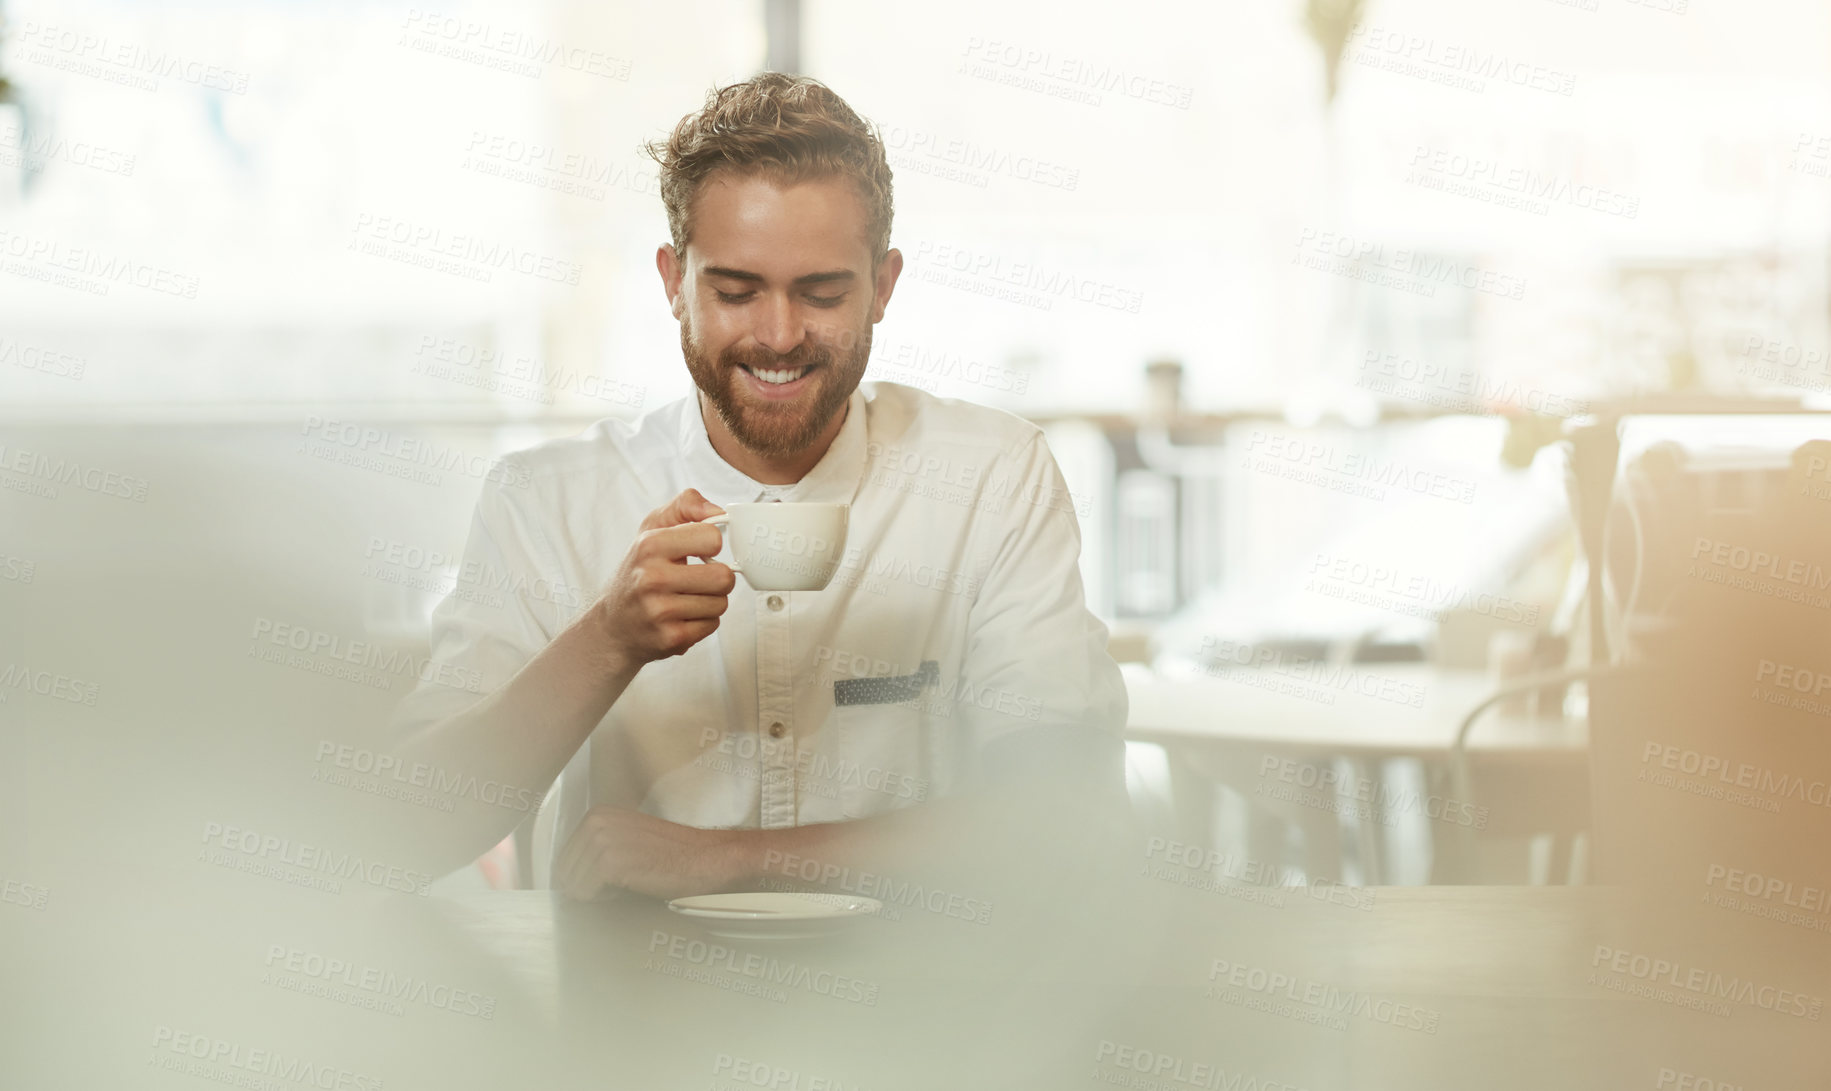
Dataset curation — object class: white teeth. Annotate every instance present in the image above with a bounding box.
[751,366,808,385]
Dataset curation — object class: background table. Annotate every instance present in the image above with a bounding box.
[1124,664,1591,883]
[1125,664,1586,760]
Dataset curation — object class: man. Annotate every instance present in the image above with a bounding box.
[389,73,1127,901]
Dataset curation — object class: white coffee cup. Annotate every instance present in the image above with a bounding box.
[701,502,849,592]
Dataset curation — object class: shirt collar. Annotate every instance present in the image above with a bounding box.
[677,388,869,507]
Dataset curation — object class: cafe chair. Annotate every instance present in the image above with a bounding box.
[1430,665,1619,884]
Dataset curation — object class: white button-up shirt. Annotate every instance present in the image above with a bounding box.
[390,381,1126,887]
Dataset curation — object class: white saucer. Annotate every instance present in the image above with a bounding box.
[666,891,883,940]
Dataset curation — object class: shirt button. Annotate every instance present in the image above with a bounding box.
[768,721,786,739]
[766,594,785,612]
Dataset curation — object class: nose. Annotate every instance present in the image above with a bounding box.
[753,294,805,357]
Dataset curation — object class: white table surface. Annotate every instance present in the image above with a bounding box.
[1123,662,1587,763]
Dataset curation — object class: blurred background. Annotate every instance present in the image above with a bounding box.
[6,0,1831,896]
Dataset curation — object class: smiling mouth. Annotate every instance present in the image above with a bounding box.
[740,364,813,386]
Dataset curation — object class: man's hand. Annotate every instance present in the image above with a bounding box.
[594,489,736,669]
[555,805,751,901]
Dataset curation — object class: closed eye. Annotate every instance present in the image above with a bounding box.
[714,290,846,308]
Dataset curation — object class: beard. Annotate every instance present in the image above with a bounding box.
[681,316,870,460]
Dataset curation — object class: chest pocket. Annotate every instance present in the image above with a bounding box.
[820,661,938,818]
[835,660,938,707]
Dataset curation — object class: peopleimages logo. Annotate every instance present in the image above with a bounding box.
[1091,1040,1305,1090]
[411,335,645,408]
[1,877,49,910]
[250,617,483,695]
[1343,23,1578,96]
[263,944,496,1020]
[645,930,880,1006]
[1638,741,1828,812]
[1705,864,1831,915]
[1196,636,1427,709]
[313,741,538,814]
[813,646,1045,723]
[1797,454,1831,506]
[0,552,34,583]
[199,821,433,897]
[879,124,1081,192]
[1142,836,1376,911]
[1242,431,1480,505]
[0,122,135,178]
[299,416,533,490]
[759,849,992,925]
[1405,145,1639,219]
[696,727,930,803]
[147,1027,382,1090]
[865,441,1093,519]
[1207,958,1441,1034]
[909,240,1145,314]
[0,335,88,381]
[1359,350,1589,417]
[360,535,585,611]
[1692,537,1831,588]
[957,37,1194,110]
[460,131,658,201]
[1655,1070,1741,1091]
[347,213,583,286]
[0,662,100,706]
[1293,227,1527,300]
[398,8,632,81]
[1306,553,1538,626]
[711,1053,866,1091]
[1590,945,1823,1020]
[1259,756,1488,830]
[1741,332,1829,373]
[1754,658,1831,695]
[13,21,251,93]
[0,228,201,298]
[870,337,1031,396]
[0,443,150,502]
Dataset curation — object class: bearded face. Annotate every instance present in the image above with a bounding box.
[663,172,898,465]
[680,307,871,460]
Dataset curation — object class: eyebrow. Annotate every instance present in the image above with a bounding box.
[702,266,857,286]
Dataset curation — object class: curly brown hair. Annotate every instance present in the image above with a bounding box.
[643,72,894,266]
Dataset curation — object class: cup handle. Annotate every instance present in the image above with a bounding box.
[699,513,740,573]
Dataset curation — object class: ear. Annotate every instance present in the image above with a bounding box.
[657,244,686,320]
[870,247,904,324]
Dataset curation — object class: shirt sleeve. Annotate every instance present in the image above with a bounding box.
[960,431,1128,790]
[385,467,567,745]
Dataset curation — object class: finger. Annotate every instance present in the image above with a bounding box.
[653,617,720,655]
[653,592,730,622]
[554,808,603,891]
[641,488,725,531]
[645,561,737,597]
[638,523,727,562]
[564,838,627,902]
[562,856,606,902]
[559,833,612,902]
[589,842,629,899]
